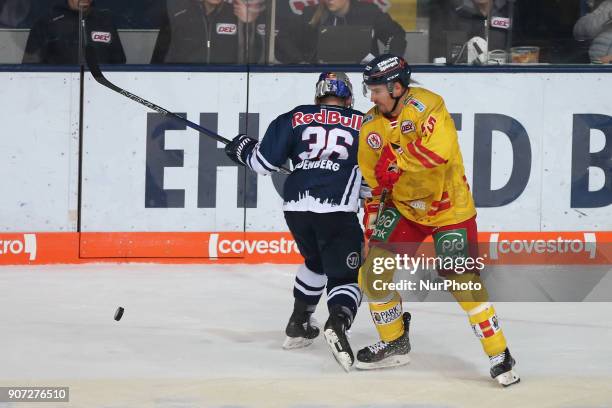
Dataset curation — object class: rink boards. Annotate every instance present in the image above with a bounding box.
[0,71,610,264]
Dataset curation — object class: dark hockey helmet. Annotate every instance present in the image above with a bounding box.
[315,72,354,107]
[362,54,411,95]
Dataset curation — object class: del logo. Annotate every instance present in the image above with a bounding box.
[217,23,237,35]
[367,132,382,149]
[91,31,111,43]
[0,234,37,261]
[491,16,511,29]
[256,24,266,36]
[401,120,415,134]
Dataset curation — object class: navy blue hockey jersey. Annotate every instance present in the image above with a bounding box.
[245,104,364,213]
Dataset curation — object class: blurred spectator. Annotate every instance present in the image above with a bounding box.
[151,0,265,64]
[574,0,612,63]
[275,0,407,64]
[22,0,125,64]
[429,0,512,63]
[0,0,31,28]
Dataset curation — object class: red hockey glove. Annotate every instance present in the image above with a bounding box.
[374,144,402,190]
[363,197,380,240]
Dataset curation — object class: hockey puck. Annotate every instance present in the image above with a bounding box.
[114,307,124,321]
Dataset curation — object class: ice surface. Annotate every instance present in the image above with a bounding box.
[0,264,611,408]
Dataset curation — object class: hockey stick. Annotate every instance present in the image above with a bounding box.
[376,188,388,222]
[84,44,291,174]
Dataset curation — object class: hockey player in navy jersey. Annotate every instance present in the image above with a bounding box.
[225,72,364,371]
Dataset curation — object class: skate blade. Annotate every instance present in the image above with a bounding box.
[282,336,314,350]
[495,369,520,387]
[323,328,353,373]
[354,354,411,370]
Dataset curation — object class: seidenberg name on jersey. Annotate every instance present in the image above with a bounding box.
[294,159,341,171]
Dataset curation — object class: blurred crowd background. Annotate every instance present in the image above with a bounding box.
[1,0,610,65]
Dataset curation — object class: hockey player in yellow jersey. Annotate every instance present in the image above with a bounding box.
[355,54,519,386]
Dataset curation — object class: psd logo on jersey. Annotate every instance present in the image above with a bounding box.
[401,120,416,134]
[91,31,111,43]
[434,229,468,260]
[367,132,382,150]
[216,23,237,35]
[346,252,360,269]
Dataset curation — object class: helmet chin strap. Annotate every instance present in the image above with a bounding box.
[384,83,407,118]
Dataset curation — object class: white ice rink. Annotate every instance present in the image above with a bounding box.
[1,264,611,408]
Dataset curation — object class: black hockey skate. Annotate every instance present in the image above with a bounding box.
[490,348,520,387]
[323,307,354,373]
[355,312,412,370]
[282,300,320,350]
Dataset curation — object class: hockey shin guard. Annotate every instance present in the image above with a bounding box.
[368,291,405,342]
[450,274,507,356]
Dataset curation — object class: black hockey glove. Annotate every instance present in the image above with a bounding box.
[225,134,257,166]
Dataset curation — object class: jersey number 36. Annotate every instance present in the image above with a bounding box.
[298,126,354,161]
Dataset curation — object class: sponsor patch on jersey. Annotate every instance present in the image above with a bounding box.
[346,252,360,269]
[491,16,511,29]
[91,31,111,43]
[401,120,415,134]
[291,109,362,131]
[409,200,426,210]
[363,114,374,124]
[404,97,426,112]
[366,132,382,150]
[216,23,237,35]
[434,228,468,260]
[256,23,266,36]
[371,303,402,325]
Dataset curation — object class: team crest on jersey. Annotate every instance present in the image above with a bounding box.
[404,96,426,112]
[367,132,382,150]
[91,31,111,43]
[401,120,415,134]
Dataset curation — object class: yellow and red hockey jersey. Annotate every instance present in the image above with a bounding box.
[358,86,476,227]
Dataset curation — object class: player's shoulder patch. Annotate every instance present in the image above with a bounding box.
[409,87,445,110]
[366,132,383,150]
[363,113,374,125]
[403,95,426,113]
